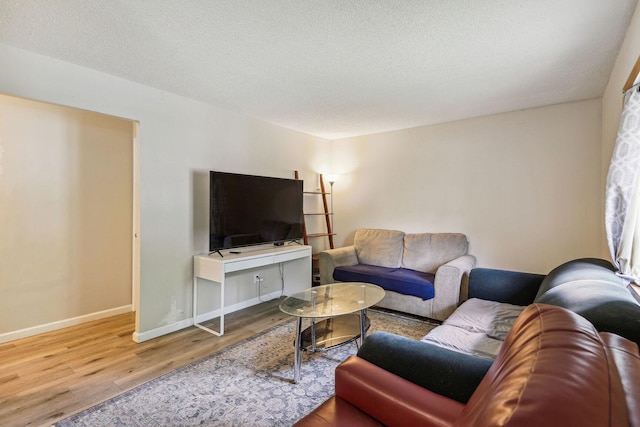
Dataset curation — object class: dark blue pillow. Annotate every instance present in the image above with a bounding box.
[334,264,435,300]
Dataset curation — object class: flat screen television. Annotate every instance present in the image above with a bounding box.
[209,171,304,253]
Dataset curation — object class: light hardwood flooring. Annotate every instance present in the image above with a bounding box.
[0,298,290,427]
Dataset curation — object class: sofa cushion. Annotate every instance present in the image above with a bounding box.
[358,331,493,404]
[535,281,640,345]
[402,233,468,273]
[534,257,624,300]
[468,268,545,305]
[455,304,630,427]
[354,229,404,268]
[333,264,435,300]
[443,298,524,340]
[532,258,640,346]
[422,324,503,360]
[421,298,525,359]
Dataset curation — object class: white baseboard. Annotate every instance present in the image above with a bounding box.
[1,292,286,344]
[0,305,133,344]
[133,318,193,343]
[194,290,283,324]
[133,291,284,343]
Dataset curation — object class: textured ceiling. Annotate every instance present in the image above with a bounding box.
[0,0,637,139]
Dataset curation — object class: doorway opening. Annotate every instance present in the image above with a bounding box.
[0,93,139,343]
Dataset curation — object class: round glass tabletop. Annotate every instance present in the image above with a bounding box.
[279,282,385,318]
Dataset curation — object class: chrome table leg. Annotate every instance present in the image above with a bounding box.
[293,316,303,383]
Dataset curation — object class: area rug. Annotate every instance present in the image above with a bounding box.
[55,310,437,427]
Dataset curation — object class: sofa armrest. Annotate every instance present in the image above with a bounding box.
[318,246,358,285]
[357,331,492,403]
[432,254,476,320]
[293,396,384,427]
[600,332,640,427]
[467,268,545,305]
[335,356,465,427]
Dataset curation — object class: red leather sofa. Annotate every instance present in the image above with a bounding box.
[294,303,640,427]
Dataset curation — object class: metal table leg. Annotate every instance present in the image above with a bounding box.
[293,317,303,383]
[359,308,367,346]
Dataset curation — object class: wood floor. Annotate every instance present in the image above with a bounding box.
[0,299,290,427]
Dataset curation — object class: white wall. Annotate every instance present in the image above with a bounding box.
[0,43,328,341]
[0,94,133,337]
[331,99,603,274]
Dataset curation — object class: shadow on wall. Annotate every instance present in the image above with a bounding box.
[192,170,210,252]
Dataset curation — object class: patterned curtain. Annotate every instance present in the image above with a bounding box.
[605,83,640,281]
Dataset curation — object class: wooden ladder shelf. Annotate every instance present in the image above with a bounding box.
[295,171,335,249]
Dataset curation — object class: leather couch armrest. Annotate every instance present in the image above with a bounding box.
[600,332,640,427]
[456,304,632,426]
[335,356,465,427]
[357,331,492,403]
[318,246,358,285]
[293,396,384,427]
[467,267,545,305]
[432,254,476,320]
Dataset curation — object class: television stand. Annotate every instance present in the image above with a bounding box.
[193,245,312,336]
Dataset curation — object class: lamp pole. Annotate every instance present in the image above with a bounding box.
[329,180,334,231]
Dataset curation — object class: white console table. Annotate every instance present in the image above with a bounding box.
[193,244,312,336]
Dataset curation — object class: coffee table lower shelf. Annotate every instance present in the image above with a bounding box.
[300,313,371,352]
[279,282,385,383]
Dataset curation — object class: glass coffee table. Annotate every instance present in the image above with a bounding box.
[279,282,385,383]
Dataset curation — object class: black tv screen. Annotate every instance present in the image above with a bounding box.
[209,171,304,251]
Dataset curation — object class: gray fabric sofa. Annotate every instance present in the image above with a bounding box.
[319,228,476,320]
[421,257,640,361]
[346,257,640,409]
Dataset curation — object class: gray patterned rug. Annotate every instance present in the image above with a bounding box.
[55,310,437,427]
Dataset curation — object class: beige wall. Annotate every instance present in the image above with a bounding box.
[0,43,328,341]
[331,99,603,274]
[0,94,133,336]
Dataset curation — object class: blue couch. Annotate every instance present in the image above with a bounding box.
[357,257,640,403]
[295,303,640,427]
